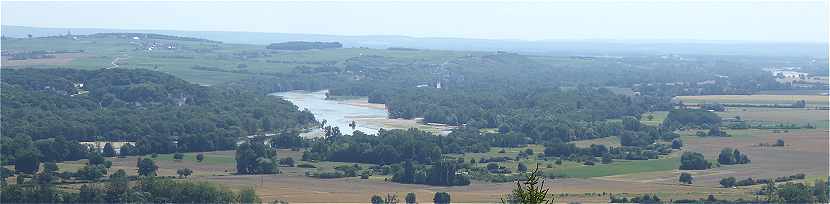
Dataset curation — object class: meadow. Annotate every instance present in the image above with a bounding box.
[676,95,829,107]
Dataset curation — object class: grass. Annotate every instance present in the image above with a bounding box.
[548,156,680,178]
[640,111,668,126]
[446,144,681,178]
[570,136,620,148]
[676,95,829,107]
[149,152,236,166]
[717,107,828,128]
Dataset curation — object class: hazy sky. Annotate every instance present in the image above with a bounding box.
[2,1,828,42]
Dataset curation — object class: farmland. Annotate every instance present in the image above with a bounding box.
[40,120,817,203]
[676,94,829,107]
[2,33,828,203]
[1,35,478,85]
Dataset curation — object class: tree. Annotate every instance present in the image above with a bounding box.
[433,192,451,204]
[120,143,134,157]
[102,143,116,157]
[679,172,693,184]
[173,153,184,161]
[720,177,736,188]
[707,194,717,202]
[79,184,105,203]
[671,139,683,149]
[384,193,399,204]
[235,141,278,174]
[718,148,735,164]
[77,165,107,180]
[371,195,384,204]
[622,116,641,131]
[708,126,725,137]
[0,167,12,185]
[775,139,785,147]
[239,187,261,203]
[105,169,129,203]
[503,164,554,204]
[14,149,40,174]
[764,179,777,203]
[814,179,828,203]
[719,148,749,165]
[43,162,59,172]
[679,152,710,170]
[405,192,417,204]
[88,153,106,165]
[517,163,528,173]
[176,168,193,178]
[196,153,204,162]
[776,182,813,203]
[349,121,357,130]
[137,158,157,177]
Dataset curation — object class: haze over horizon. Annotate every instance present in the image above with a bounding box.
[2,1,828,43]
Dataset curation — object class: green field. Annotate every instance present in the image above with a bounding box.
[640,111,669,126]
[445,144,681,178]
[150,152,236,166]
[676,95,829,107]
[716,107,829,128]
[548,156,680,178]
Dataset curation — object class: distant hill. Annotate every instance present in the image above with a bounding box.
[266,41,342,50]
[3,25,827,57]
[0,68,316,153]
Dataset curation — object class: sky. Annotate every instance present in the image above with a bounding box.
[1,1,828,43]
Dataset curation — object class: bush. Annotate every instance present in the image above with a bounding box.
[679,152,710,170]
[173,153,184,160]
[736,178,755,186]
[679,172,693,184]
[196,154,204,162]
[297,163,317,168]
[718,148,750,165]
[720,177,737,188]
[176,168,193,178]
[279,157,295,167]
[77,165,107,180]
[774,139,785,147]
[517,163,528,172]
[433,192,451,204]
[405,192,417,204]
[671,139,683,149]
[306,170,349,179]
[43,162,59,172]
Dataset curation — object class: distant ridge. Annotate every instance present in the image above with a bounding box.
[2,25,827,57]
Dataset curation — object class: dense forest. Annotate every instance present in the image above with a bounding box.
[1,68,316,164]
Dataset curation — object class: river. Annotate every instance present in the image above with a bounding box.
[270,90,452,137]
[271,90,387,136]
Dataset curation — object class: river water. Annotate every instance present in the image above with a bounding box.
[270,90,386,136]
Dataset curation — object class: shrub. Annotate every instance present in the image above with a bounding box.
[679,152,710,170]
[279,157,295,167]
[173,153,184,160]
[297,163,317,168]
[679,172,693,184]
